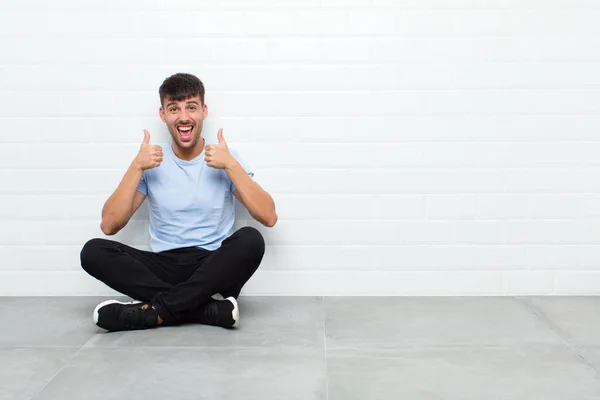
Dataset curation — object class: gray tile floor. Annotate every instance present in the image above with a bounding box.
[1,296,600,399]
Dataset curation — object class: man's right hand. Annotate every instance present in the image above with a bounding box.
[135,130,163,171]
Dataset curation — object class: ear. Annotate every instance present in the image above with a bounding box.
[202,103,208,120]
[159,107,166,122]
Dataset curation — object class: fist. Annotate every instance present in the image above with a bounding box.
[135,129,163,171]
[205,128,234,169]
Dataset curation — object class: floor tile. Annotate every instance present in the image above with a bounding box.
[573,346,600,372]
[0,297,113,347]
[87,296,324,349]
[328,346,600,400]
[34,346,327,400]
[0,347,78,400]
[522,296,600,346]
[325,297,563,349]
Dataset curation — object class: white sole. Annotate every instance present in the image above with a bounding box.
[226,296,240,328]
[93,299,142,325]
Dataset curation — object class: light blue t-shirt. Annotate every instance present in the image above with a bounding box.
[136,140,254,252]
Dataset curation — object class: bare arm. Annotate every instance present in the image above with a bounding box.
[205,128,277,227]
[100,162,147,235]
[228,161,278,227]
[100,130,163,235]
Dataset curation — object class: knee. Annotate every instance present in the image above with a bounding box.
[237,226,265,256]
[80,238,109,275]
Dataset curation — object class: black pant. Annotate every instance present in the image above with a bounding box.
[80,226,265,325]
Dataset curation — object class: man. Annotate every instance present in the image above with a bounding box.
[80,73,277,332]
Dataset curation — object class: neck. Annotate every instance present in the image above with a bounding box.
[172,137,205,161]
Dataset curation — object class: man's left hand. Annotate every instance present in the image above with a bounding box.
[205,128,236,169]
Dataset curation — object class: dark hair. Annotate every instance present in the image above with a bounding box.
[159,73,205,106]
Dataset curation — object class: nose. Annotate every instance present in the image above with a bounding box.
[179,110,192,124]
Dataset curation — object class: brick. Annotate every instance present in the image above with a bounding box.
[1,2,598,296]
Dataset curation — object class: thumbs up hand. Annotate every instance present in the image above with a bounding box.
[205,128,235,170]
[134,129,163,171]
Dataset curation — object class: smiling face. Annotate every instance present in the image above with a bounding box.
[158,73,208,159]
[159,95,207,151]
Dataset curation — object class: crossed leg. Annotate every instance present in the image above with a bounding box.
[80,227,265,330]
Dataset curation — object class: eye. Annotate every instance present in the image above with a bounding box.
[189,106,197,111]
[169,107,177,112]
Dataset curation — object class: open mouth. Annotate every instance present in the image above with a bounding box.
[177,125,194,142]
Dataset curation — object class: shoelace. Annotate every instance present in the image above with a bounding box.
[200,302,220,325]
[120,305,152,329]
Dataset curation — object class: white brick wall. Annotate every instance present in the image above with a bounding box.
[1,0,599,295]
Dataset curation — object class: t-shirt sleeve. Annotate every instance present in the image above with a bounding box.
[137,170,148,196]
[229,148,256,193]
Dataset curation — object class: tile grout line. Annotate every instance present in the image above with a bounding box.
[49,343,595,351]
[514,296,600,376]
[0,345,89,349]
[322,296,329,400]
[30,332,100,399]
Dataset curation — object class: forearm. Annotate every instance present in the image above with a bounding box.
[100,161,143,234]
[225,160,277,227]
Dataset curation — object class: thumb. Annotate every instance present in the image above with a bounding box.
[143,129,150,145]
[217,128,225,144]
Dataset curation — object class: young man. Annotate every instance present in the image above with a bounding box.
[80,73,277,332]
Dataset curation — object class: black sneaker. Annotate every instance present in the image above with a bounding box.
[199,296,239,328]
[93,300,159,332]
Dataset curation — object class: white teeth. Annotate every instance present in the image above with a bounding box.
[178,126,192,132]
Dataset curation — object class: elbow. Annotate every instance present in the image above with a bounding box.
[263,212,278,228]
[100,220,119,236]
[254,210,277,228]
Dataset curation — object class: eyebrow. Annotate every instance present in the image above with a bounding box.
[166,100,200,108]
